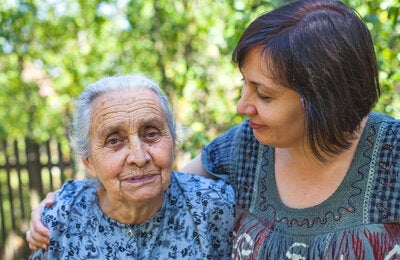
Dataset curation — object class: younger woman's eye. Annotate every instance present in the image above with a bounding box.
[257,92,271,100]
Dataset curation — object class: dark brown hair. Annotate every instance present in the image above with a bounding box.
[233,0,380,160]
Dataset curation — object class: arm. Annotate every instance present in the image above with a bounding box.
[26,191,57,250]
[180,154,216,179]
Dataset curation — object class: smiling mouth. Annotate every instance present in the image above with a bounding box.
[249,121,264,129]
[126,174,157,183]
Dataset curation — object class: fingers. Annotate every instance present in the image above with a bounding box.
[26,191,57,250]
[43,191,57,207]
[26,222,49,250]
[26,202,50,250]
[26,230,40,251]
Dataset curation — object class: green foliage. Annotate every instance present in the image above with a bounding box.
[1,0,399,165]
[363,0,400,116]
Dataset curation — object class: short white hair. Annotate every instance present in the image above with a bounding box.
[70,74,176,159]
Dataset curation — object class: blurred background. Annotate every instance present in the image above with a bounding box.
[0,0,399,258]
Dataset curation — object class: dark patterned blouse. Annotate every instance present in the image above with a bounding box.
[30,172,235,259]
[202,112,400,259]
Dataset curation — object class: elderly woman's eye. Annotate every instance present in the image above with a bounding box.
[105,134,124,147]
[108,138,119,145]
[143,128,161,142]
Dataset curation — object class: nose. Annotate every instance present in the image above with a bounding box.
[236,87,257,116]
[126,140,150,167]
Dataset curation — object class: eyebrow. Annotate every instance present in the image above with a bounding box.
[98,124,124,138]
[139,116,166,128]
[250,80,280,93]
[249,75,288,94]
[249,80,268,88]
[241,72,269,88]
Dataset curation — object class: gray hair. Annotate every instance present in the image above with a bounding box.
[70,74,176,159]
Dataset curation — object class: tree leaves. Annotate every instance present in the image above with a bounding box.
[0,0,398,163]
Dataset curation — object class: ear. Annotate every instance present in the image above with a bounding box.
[82,157,98,178]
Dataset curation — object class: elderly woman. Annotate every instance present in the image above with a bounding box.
[29,74,234,259]
[29,1,400,258]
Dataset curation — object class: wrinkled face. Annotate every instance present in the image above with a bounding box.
[83,88,174,204]
[236,48,306,148]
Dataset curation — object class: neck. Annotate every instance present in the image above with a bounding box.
[97,187,164,225]
[276,116,368,173]
[273,117,368,208]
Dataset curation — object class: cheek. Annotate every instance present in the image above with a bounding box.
[150,142,174,191]
[274,100,304,125]
[257,105,283,126]
[149,141,174,169]
[160,148,175,169]
[91,150,126,177]
[288,102,305,124]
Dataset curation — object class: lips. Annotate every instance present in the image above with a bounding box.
[249,121,264,129]
[126,174,157,183]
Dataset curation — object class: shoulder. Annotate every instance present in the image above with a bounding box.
[204,119,261,155]
[43,179,98,224]
[171,172,235,206]
[367,112,400,223]
[207,119,253,145]
[151,173,234,258]
[368,112,400,160]
[201,120,259,178]
[365,112,400,160]
[369,112,400,136]
[201,120,265,181]
[56,179,98,202]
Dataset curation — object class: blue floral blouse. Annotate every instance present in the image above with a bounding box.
[30,172,235,259]
[202,112,400,259]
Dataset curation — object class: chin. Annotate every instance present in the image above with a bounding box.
[253,132,270,145]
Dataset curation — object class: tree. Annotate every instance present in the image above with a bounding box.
[0,0,399,166]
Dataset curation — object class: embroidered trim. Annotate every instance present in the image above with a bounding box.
[256,123,376,228]
[363,122,383,224]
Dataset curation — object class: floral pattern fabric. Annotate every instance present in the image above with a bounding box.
[202,112,400,259]
[30,172,235,259]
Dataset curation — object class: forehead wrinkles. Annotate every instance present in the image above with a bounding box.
[91,92,166,131]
